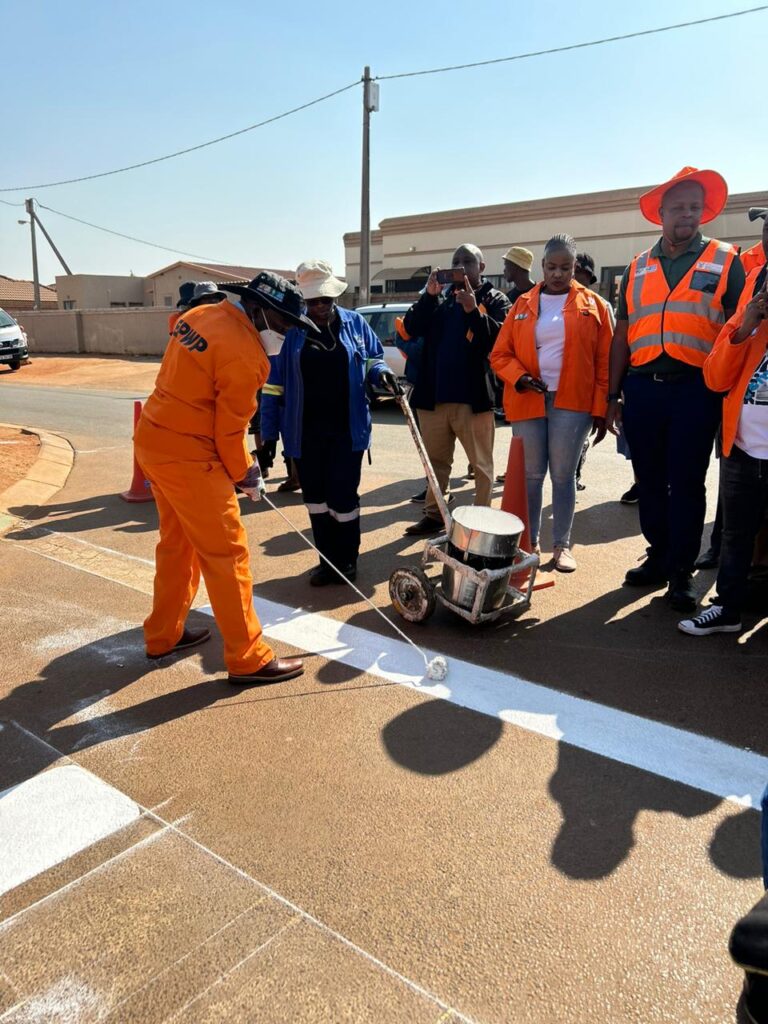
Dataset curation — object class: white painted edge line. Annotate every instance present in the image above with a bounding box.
[3,722,476,1024]
[199,596,768,810]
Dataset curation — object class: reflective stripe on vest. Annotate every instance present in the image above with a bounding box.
[626,240,734,368]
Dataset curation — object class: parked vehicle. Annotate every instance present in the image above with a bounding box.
[0,309,29,371]
[355,302,408,403]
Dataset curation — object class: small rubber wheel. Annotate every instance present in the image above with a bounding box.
[389,566,436,623]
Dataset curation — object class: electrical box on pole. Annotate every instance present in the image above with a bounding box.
[359,66,378,307]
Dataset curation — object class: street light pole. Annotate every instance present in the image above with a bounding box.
[359,67,379,307]
[25,198,41,310]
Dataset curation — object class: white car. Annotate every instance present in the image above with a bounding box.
[355,302,409,401]
[0,308,29,371]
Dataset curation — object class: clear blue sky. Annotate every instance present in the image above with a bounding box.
[1,0,765,286]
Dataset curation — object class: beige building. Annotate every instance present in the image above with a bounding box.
[144,261,295,308]
[344,184,766,304]
[55,274,145,310]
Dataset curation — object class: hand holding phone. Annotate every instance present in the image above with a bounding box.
[517,374,547,394]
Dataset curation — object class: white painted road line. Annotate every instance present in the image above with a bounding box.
[0,761,141,896]
[199,596,768,809]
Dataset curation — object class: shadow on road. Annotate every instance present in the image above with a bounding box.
[8,492,158,535]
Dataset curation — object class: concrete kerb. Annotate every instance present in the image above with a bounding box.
[0,423,75,532]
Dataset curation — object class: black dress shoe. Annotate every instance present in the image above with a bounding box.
[330,564,357,583]
[620,483,639,505]
[667,571,697,612]
[694,546,720,570]
[228,657,304,685]
[147,626,211,659]
[410,488,427,503]
[404,515,443,537]
[309,565,335,587]
[624,558,668,587]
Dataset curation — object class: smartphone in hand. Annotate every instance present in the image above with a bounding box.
[436,267,466,286]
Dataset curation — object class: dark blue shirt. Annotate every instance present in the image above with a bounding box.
[434,293,473,404]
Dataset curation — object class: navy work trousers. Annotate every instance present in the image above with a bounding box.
[295,430,364,571]
[622,371,720,574]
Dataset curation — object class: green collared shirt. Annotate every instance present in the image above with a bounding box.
[616,234,745,374]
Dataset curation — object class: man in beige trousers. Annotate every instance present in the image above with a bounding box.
[402,243,511,535]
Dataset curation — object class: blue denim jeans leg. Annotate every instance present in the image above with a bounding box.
[512,392,593,549]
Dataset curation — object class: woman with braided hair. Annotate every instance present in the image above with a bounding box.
[491,234,613,572]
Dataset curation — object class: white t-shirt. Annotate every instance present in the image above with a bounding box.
[535,292,567,391]
[735,349,768,459]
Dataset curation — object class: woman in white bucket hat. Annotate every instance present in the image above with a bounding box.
[260,260,401,585]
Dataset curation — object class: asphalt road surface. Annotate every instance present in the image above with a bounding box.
[1,367,765,1023]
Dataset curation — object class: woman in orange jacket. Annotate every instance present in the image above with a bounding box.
[678,285,768,636]
[490,234,612,572]
[135,272,319,685]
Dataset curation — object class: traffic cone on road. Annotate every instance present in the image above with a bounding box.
[120,400,154,503]
[501,435,536,588]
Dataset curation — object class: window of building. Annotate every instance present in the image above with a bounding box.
[385,277,428,294]
[128,302,143,307]
[62,300,76,310]
[110,301,127,308]
[163,296,173,307]
[600,265,627,306]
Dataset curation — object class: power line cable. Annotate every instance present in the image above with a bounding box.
[0,79,361,192]
[0,197,25,207]
[375,5,768,80]
[35,200,227,263]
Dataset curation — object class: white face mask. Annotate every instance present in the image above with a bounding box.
[257,310,285,356]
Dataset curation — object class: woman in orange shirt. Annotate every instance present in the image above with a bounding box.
[490,234,612,572]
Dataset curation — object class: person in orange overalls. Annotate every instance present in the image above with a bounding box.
[135,272,320,685]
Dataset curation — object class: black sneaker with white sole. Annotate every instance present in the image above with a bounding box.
[677,605,742,637]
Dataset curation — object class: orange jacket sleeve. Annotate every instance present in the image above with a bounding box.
[490,305,529,389]
[703,312,755,394]
[213,355,259,482]
[590,299,613,418]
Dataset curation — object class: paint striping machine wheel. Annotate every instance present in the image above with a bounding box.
[389,566,436,623]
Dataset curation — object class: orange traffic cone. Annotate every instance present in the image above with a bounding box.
[120,400,155,503]
[501,435,537,588]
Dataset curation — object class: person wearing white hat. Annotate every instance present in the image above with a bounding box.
[503,246,536,304]
[260,260,400,585]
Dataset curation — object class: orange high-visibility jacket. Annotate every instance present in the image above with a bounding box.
[703,309,768,457]
[738,265,765,312]
[490,281,613,422]
[167,310,181,333]
[137,300,270,482]
[625,238,737,368]
[740,241,765,277]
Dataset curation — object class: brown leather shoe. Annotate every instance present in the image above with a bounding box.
[228,657,304,685]
[147,626,211,659]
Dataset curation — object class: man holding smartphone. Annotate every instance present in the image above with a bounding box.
[403,243,511,535]
[679,282,768,635]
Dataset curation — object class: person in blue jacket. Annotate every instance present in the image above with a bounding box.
[261,260,400,585]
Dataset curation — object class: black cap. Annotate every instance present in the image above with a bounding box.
[177,281,196,308]
[575,252,597,285]
[748,207,768,222]
[220,271,320,335]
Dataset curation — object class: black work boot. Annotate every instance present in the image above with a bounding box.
[624,555,668,587]
[667,570,697,612]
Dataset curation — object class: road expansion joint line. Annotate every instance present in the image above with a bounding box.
[4,721,477,1024]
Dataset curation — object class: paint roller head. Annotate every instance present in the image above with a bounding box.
[426,656,448,681]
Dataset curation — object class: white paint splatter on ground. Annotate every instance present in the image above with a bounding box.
[3,977,108,1022]
[30,618,136,657]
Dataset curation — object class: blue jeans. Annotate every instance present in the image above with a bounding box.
[512,393,593,548]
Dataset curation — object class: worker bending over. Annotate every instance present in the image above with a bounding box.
[136,272,319,685]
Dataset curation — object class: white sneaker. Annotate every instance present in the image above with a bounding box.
[553,546,577,572]
[677,604,742,637]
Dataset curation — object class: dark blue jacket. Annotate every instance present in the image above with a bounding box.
[260,307,388,458]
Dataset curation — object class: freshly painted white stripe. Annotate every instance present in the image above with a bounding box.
[199,596,768,808]
[0,764,141,896]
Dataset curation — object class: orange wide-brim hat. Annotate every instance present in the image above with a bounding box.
[639,166,728,225]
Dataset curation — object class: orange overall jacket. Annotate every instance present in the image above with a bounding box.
[740,241,765,277]
[137,300,270,481]
[703,309,768,457]
[490,281,612,422]
[625,238,737,368]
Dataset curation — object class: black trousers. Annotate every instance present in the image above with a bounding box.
[716,445,768,615]
[295,430,364,570]
[622,371,721,574]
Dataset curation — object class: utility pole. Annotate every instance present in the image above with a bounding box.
[25,199,41,310]
[359,67,379,307]
[32,209,72,275]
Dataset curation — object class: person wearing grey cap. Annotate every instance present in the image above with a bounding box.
[189,281,227,308]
